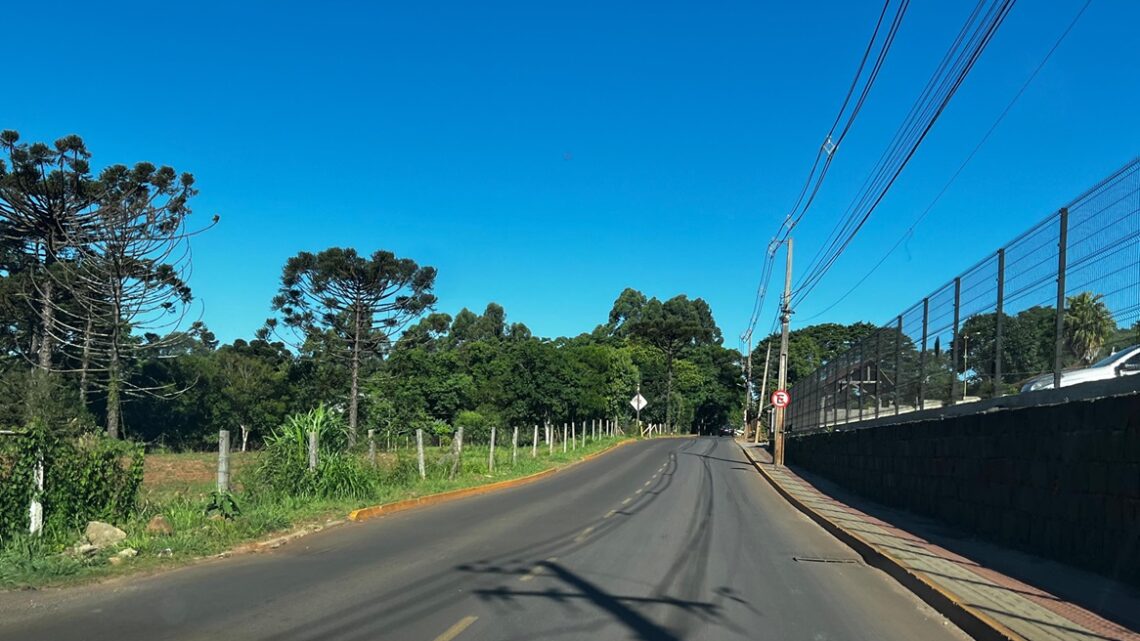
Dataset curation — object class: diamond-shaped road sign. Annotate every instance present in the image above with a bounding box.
[630,393,648,411]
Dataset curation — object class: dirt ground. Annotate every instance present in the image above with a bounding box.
[142,451,256,497]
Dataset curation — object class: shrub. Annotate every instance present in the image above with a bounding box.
[0,424,143,547]
[454,410,489,443]
[244,406,375,500]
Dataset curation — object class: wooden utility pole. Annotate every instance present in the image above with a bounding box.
[755,343,771,445]
[774,237,793,466]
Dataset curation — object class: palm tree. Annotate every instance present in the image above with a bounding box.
[1064,292,1116,365]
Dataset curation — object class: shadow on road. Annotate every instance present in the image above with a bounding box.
[473,561,719,641]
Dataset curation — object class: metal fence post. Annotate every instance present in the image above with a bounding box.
[875,329,882,419]
[1054,208,1069,389]
[919,298,929,412]
[832,361,840,427]
[858,340,865,423]
[994,248,1005,397]
[951,277,961,404]
[843,352,851,425]
[894,315,903,416]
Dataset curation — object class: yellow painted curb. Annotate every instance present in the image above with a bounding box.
[348,439,636,522]
[737,443,1026,641]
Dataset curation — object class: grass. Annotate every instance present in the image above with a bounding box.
[0,434,631,589]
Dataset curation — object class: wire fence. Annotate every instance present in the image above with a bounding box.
[787,158,1140,435]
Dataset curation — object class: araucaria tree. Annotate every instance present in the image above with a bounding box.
[49,162,213,437]
[268,248,436,443]
[0,132,214,434]
[0,131,96,415]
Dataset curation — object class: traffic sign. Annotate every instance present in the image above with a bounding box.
[771,390,790,408]
[630,393,648,411]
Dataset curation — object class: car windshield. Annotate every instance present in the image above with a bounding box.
[1089,346,1139,368]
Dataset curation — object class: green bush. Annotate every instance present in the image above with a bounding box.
[454,410,489,443]
[243,406,376,499]
[0,424,143,547]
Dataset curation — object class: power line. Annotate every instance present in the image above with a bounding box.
[744,0,910,341]
[800,0,1093,323]
[792,0,1018,308]
[778,0,911,240]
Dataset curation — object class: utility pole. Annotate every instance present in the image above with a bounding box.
[743,333,753,440]
[754,342,771,445]
[774,238,793,466]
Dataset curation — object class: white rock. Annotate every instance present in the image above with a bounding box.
[84,521,127,548]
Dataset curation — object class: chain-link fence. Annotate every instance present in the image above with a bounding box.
[788,158,1140,435]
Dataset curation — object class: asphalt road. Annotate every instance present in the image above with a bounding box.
[0,437,968,641]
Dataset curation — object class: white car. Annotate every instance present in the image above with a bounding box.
[1020,344,1140,392]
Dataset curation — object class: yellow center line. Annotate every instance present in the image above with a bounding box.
[432,615,478,641]
[574,526,595,543]
[604,509,617,518]
[643,481,651,487]
[520,557,558,582]
[635,489,643,495]
[621,497,632,505]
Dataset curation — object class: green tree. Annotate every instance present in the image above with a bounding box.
[1065,292,1116,365]
[268,248,436,443]
[627,295,720,431]
[212,339,294,450]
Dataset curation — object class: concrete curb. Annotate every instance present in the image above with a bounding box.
[737,442,1026,641]
[347,438,636,522]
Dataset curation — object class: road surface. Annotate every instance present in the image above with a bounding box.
[0,437,967,641]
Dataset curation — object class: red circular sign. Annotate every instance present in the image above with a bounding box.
[771,390,790,408]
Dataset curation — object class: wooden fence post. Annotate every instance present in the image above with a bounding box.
[416,428,426,479]
[218,429,231,492]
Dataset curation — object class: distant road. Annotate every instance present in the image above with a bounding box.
[0,437,966,641]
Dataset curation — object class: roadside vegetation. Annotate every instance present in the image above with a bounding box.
[0,407,629,588]
[0,129,740,588]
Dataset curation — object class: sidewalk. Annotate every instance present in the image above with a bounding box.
[738,442,1140,641]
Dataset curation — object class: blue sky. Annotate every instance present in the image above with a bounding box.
[5,0,1137,349]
